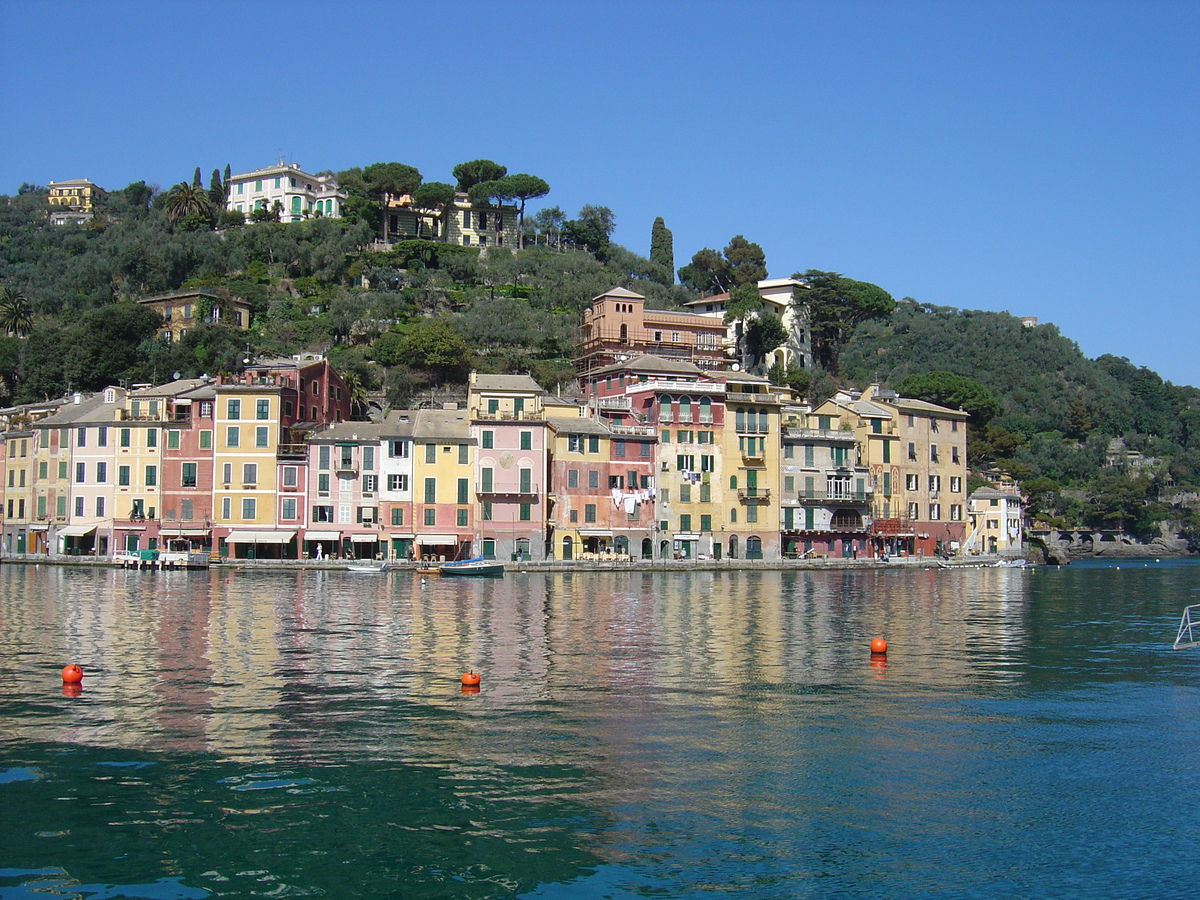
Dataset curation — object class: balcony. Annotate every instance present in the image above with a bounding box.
[277,443,307,460]
[595,396,631,410]
[334,461,358,475]
[794,489,872,504]
[607,424,657,436]
[737,488,771,504]
[726,390,781,404]
[477,482,540,499]
[472,409,540,422]
[783,425,856,441]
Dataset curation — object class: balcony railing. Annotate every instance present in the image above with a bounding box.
[793,489,872,503]
[607,424,657,436]
[782,425,857,441]
[477,483,540,498]
[277,443,307,460]
[736,488,771,503]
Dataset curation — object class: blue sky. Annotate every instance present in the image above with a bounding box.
[2,1,1196,386]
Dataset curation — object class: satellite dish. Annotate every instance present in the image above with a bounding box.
[172,371,181,380]
[731,363,740,371]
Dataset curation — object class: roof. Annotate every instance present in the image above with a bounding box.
[37,393,122,426]
[970,486,1022,501]
[890,396,968,417]
[309,422,386,443]
[470,373,544,394]
[129,378,212,399]
[593,286,645,301]
[547,416,611,435]
[411,408,472,442]
[591,354,704,378]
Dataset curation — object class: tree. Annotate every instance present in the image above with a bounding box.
[397,318,473,383]
[724,235,767,286]
[362,162,423,242]
[892,372,1000,426]
[794,270,895,375]
[678,247,732,295]
[0,286,34,337]
[452,159,507,192]
[503,174,549,247]
[722,282,763,363]
[532,206,566,246]
[208,168,226,213]
[410,182,456,238]
[744,312,788,371]
[164,182,214,225]
[562,205,616,260]
[649,217,674,285]
[192,167,202,189]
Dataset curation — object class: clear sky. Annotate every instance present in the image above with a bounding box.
[2,1,1196,386]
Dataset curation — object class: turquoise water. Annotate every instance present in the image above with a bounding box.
[1,560,1198,898]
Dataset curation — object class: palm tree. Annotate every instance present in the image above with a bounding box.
[340,370,370,419]
[0,285,34,337]
[163,182,214,223]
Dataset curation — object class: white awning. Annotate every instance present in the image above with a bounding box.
[389,533,416,540]
[349,533,379,543]
[578,529,614,537]
[673,532,701,540]
[225,530,297,544]
[58,524,97,537]
[304,530,341,541]
[416,533,459,545]
[160,528,210,536]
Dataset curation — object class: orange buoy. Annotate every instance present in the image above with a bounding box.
[460,672,480,687]
[870,638,888,655]
[61,664,83,684]
[461,684,480,695]
[62,682,83,697]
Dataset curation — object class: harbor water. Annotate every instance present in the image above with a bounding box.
[1,559,1198,898]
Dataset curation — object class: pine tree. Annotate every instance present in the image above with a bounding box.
[650,217,674,285]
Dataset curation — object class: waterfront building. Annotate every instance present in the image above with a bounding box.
[814,384,968,556]
[225,161,345,221]
[779,405,873,559]
[305,422,386,560]
[137,289,252,342]
[577,287,729,379]
[965,486,1025,556]
[378,411,416,562]
[714,371,783,561]
[158,381,218,553]
[47,178,105,226]
[411,406,476,561]
[468,373,548,561]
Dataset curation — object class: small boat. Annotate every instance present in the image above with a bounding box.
[416,566,440,576]
[439,556,505,577]
[346,564,386,573]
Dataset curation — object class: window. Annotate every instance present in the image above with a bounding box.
[222,463,233,484]
[614,440,625,458]
[458,444,468,465]
[567,469,578,488]
[255,426,269,448]
[282,498,297,520]
[282,467,297,488]
[312,505,333,522]
[930,445,940,462]
[146,465,157,487]
[519,503,531,522]
[908,442,916,461]
[882,439,891,464]
[457,509,468,527]
[950,476,962,493]
[519,468,532,493]
[75,462,85,483]
[929,475,941,492]
[588,470,598,490]
[389,439,409,458]
[227,399,241,419]
[77,427,86,447]
[147,428,157,448]
[98,427,107,447]
[424,477,436,504]
[746,504,757,524]
[680,514,692,531]
[119,465,130,486]
[931,418,939,432]
[908,502,919,519]
[319,445,331,469]
[700,482,711,502]
[481,431,493,449]
[487,399,498,414]
[227,426,240,447]
[929,503,941,520]
[424,508,436,526]
[167,430,180,449]
[182,463,197,487]
[362,474,378,493]
[388,474,408,492]
[569,509,578,523]
[679,484,691,503]
[75,496,84,517]
[199,430,212,449]
[567,435,583,453]
[243,463,257,485]
[391,508,404,526]
[482,503,492,521]
[520,431,532,450]
[425,443,436,463]
[906,474,919,491]
[950,504,963,521]
[242,498,256,519]
[952,446,960,464]
[585,503,596,522]
[457,478,469,504]
[120,429,131,448]
[256,399,269,420]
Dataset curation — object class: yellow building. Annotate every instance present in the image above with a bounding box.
[48,178,105,226]
[717,372,783,560]
[213,384,291,558]
[138,289,251,343]
[410,407,475,561]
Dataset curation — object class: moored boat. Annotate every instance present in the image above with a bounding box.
[439,556,505,577]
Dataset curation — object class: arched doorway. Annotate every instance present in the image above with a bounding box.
[614,535,629,556]
[728,535,739,559]
[746,536,762,559]
[659,540,671,559]
[561,536,573,560]
[641,538,653,559]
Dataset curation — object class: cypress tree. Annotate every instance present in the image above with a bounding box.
[650,217,674,285]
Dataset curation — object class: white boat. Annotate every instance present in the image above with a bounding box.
[346,564,387,573]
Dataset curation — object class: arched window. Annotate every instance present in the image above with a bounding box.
[678,395,692,423]
[619,323,628,344]
[699,396,712,423]
[729,475,738,490]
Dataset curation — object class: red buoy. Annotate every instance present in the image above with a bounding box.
[460,672,480,687]
[61,664,83,684]
[870,638,888,655]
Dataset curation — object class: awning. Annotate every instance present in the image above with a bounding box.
[160,528,210,536]
[389,533,416,540]
[349,533,379,543]
[304,530,341,541]
[118,526,147,531]
[578,529,614,537]
[225,530,297,544]
[28,524,48,532]
[416,533,459,545]
[58,524,97,537]
[673,532,701,541]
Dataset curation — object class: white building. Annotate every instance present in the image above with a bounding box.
[683,277,813,374]
[965,486,1025,556]
[226,161,345,222]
